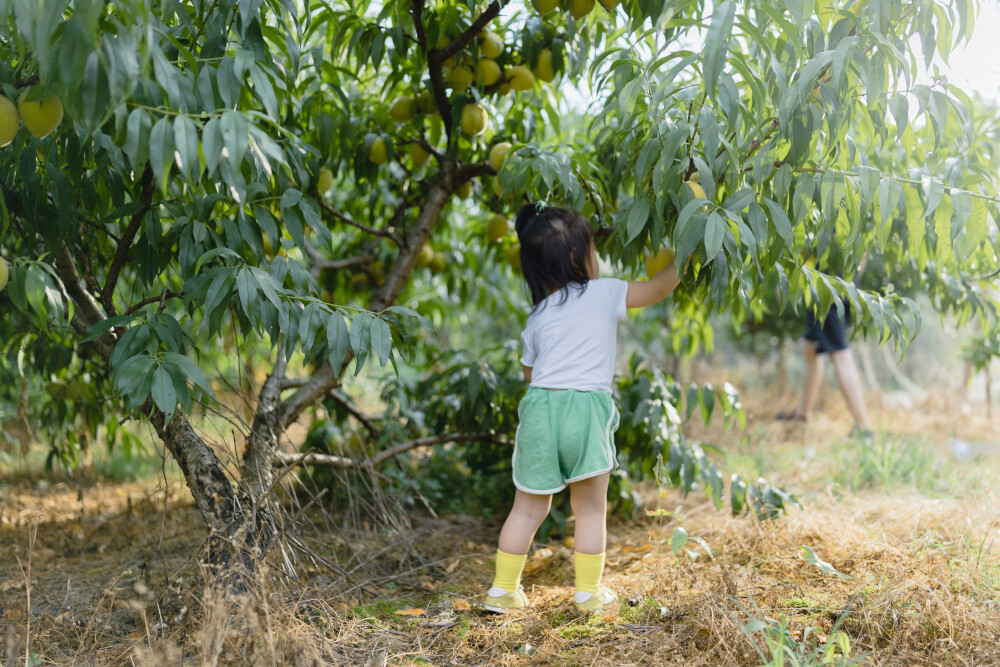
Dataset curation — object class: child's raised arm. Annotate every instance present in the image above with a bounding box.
[626,260,681,309]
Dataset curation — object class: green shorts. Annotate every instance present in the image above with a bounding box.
[512,387,620,495]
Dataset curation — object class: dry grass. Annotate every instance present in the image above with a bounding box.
[1,390,998,666]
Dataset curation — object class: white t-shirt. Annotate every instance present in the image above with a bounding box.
[519,278,629,394]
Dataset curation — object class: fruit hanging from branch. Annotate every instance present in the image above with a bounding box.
[489,142,512,171]
[17,91,63,139]
[460,103,488,136]
[0,97,18,147]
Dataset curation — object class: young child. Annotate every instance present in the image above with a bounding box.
[485,203,682,613]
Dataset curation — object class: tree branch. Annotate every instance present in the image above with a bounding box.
[411,0,452,136]
[437,2,502,63]
[273,432,506,471]
[309,254,372,278]
[455,161,497,183]
[126,289,183,315]
[102,164,154,316]
[316,197,401,246]
[327,389,380,436]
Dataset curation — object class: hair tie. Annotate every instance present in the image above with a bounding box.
[535,200,547,213]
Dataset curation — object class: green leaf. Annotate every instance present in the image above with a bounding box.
[703,1,736,98]
[370,317,392,367]
[934,194,953,261]
[670,527,689,555]
[327,311,351,370]
[81,315,135,343]
[801,546,849,578]
[150,365,178,419]
[125,108,153,171]
[625,198,651,244]
[703,212,725,262]
[149,116,175,195]
[761,198,793,248]
[173,115,200,183]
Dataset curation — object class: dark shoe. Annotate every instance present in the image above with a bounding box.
[775,410,807,422]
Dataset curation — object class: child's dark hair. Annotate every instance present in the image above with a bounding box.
[514,203,594,307]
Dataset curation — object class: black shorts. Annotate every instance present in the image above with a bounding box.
[804,303,851,354]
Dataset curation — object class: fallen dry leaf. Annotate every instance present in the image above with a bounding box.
[454,599,471,611]
[394,608,426,617]
[444,559,460,574]
[623,544,653,553]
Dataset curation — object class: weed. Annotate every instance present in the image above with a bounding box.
[832,435,938,493]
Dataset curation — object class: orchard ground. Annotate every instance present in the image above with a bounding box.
[2,366,999,666]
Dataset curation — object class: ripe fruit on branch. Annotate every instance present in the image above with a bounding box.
[457,181,473,199]
[644,248,675,278]
[388,96,415,122]
[369,136,389,164]
[477,58,502,86]
[598,0,621,9]
[0,257,8,292]
[410,143,430,169]
[533,48,556,83]
[684,180,707,200]
[460,103,488,136]
[506,66,535,91]
[316,168,333,192]
[0,97,18,147]
[18,92,63,139]
[480,31,504,59]
[416,244,434,268]
[489,142,512,171]
[532,0,559,15]
[446,66,474,92]
[570,0,596,19]
[486,214,509,242]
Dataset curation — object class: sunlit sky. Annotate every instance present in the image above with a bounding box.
[915,1,1000,104]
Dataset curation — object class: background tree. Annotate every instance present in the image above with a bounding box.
[1,0,997,582]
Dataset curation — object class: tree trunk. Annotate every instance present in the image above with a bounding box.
[55,244,255,587]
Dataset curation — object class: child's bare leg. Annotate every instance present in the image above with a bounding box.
[569,472,610,554]
[498,490,552,555]
[569,472,612,602]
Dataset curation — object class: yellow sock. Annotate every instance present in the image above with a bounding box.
[574,551,605,595]
[492,549,527,593]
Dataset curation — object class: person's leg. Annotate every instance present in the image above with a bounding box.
[796,340,825,418]
[830,348,872,431]
[569,472,609,555]
[497,490,552,555]
[569,472,612,608]
[489,490,552,604]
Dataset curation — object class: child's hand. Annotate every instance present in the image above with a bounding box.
[626,248,681,308]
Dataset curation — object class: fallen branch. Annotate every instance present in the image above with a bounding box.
[273,432,507,471]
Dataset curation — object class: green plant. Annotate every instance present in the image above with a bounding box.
[743,614,859,667]
[832,435,939,493]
